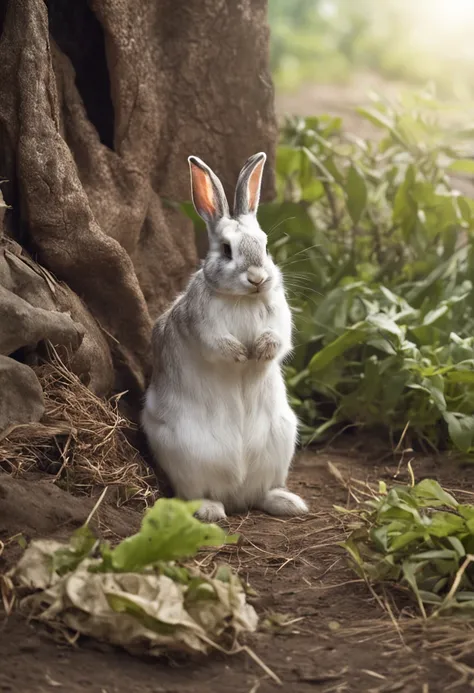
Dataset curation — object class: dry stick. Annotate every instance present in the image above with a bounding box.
[432,555,474,618]
[394,420,411,453]
[327,460,361,504]
[190,630,282,686]
[85,486,109,527]
[366,581,408,647]
[241,645,282,686]
[444,657,474,691]
[0,578,15,615]
[248,681,261,693]
[276,540,340,573]
[53,432,73,481]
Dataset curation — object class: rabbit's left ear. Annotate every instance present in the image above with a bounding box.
[233,152,266,217]
[188,155,230,225]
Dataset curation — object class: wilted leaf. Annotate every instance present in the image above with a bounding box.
[14,555,257,655]
[10,502,254,658]
[53,527,97,576]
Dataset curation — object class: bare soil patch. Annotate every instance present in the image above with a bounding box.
[276,75,474,198]
[2,447,474,692]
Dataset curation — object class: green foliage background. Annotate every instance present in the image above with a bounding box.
[257,93,474,453]
[183,92,474,454]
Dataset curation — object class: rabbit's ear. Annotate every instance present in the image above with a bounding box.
[188,156,229,224]
[233,152,266,217]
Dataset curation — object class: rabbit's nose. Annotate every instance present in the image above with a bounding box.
[248,276,264,286]
[247,267,267,286]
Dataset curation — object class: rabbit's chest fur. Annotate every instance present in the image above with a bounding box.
[210,294,277,348]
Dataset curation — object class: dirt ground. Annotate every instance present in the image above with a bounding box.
[2,445,474,693]
[275,72,404,135]
[276,75,474,197]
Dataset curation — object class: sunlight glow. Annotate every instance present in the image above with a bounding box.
[409,0,474,59]
[428,0,474,28]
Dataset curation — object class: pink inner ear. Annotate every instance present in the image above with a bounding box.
[191,164,216,218]
[247,159,264,212]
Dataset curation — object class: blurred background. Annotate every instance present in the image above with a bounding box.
[270,0,474,123]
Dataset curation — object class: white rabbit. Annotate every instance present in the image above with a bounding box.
[141,152,309,522]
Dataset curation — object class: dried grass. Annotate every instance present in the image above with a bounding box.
[0,356,155,508]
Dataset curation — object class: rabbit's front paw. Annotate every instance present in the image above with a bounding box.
[195,500,227,523]
[253,331,282,361]
[217,336,248,363]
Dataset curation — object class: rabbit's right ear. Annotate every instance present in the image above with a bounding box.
[188,156,230,225]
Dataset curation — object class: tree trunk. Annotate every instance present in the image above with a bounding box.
[0,0,277,426]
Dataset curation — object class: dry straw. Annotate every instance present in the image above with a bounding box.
[0,355,155,508]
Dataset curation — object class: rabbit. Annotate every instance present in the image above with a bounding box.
[141,151,309,523]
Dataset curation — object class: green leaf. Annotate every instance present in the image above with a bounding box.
[445,370,474,384]
[393,164,416,221]
[418,591,443,604]
[340,539,364,570]
[413,479,458,508]
[345,165,367,225]
[429,512,466,536]
[447,537,466,558]
[356,107,393,131]
[108,499,237,572]
[180,201,207,236]
[422,306,449,327]
[258,201,315,241]
[412,549,458,561]
[276,145,302,180]
[458,195,474,222]
[448,159,474,174]
[443,413,474,453]
[422,375,446,413]
[366,313,403,339]
[390,530,425,552]
[402,560,425,616]
[308,324,368,373]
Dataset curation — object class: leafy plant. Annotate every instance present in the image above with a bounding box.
[340,478,474,617]
[10,499,252,655]
[269,94,474,452]
[182,92,474,453]
[53,498,237,574]
[102,498,235,571]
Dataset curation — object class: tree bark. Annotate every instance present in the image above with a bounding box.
[0,0,277,420]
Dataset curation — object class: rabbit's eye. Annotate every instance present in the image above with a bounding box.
[222,243,232,260]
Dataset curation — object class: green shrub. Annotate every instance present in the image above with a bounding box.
[257,93,474,452]
[341,478,474,616]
